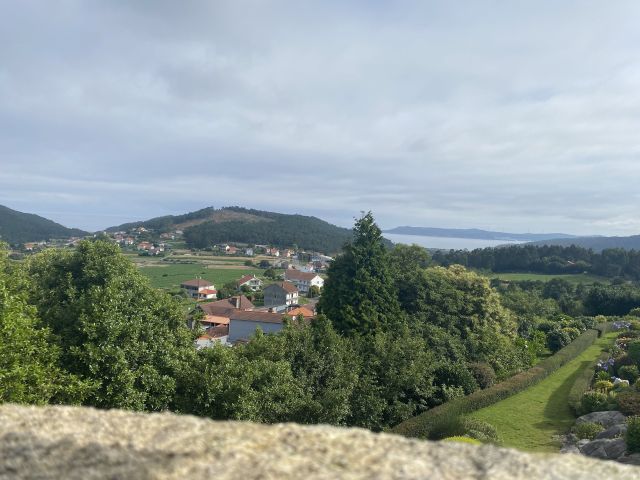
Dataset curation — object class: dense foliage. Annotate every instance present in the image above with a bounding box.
[25,241,197,411]
[183,207,357,254]
[0,204,87,244]
[433,244,640,281]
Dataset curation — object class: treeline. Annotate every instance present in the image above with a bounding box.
[184,207,355,254]
[432,244,640,280]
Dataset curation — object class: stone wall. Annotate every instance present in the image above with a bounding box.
[1,404,639,479]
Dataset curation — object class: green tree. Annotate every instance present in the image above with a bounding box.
[318,212,401,335]
[348,326,435,430]
[242,316,359,424]
[26,240,197,411]
[175,339,309,423]
[0,244,90,404]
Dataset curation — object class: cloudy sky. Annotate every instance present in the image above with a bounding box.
[2,1,640,235]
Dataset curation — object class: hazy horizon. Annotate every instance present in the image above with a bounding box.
[3,1,640,235]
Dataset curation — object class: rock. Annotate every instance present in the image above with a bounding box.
[596,424,627,440]
[577,439,591,448]
[619,453,640,466]
[581,439,609,458]
[560,444,580,454]
[2,404,640,480]
[580,438,627,460]
[604,438,627,459]
[576,411,627,429]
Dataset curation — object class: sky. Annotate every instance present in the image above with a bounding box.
[2,1,640,235]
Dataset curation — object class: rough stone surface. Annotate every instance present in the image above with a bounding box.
[2,405,640,480]
[580,438,627,460]
[619,453,640,466]
[576,411,627,429]
[596,424,627,440]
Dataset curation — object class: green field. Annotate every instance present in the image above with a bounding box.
[469,332,617,452]
[488,272,608,284]
[138,263,266,289]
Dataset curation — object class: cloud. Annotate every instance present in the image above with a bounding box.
[1,1,640,234]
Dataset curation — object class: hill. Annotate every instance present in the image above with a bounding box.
[0,204,88,244]
[106,207,268,233]
[384,226,576,242]
[108,206,357,254]
[529,235,640,252]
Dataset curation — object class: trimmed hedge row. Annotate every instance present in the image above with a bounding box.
[567,351,609,415]
[390,328,600,438]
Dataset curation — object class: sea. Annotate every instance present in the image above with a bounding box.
[383,233,526,250]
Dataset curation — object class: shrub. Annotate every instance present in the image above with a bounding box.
[573,422,605,440]
[427,416,499,444]
[580,391,610,413]
[468,362,497,389]
[627,416,640,453]
[547,329,572,353]
[562,327,581,341]
[433,362,478,395]
[392,329,599,437]
[569,353,611,415]
[442,436,482,445]
[628,341,640,364]
[619,365,640,384]
[616,391,640,416]
[594,380,614,393]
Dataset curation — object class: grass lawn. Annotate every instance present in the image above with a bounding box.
[138,263,265,289]
[469,331,617,452]
[488,272,608,284]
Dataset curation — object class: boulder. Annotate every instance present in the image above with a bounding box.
[576,411,627,429]
[2,404,640,480]
[580,438,627,460]
[595,424,627,440]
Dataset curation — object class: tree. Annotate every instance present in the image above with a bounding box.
[26,240,197,411]
[0,244,90,404]
[318,212,401,335]
[307,285,321,298]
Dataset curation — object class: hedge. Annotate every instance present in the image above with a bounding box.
[390,328,599,438]
[567,351,609,416]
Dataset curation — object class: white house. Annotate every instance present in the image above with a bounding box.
[236,274,263,292]
[180,279,217,300]
[284,270,324,294]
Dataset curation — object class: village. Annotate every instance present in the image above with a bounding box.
[107,227,331,348]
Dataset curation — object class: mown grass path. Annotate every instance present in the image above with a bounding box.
[470,332,617,452]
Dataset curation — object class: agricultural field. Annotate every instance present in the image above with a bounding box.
[125,251,276,290]
[487,272,608,285]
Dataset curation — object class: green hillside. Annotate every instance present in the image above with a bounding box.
[0,204,88,244]
[107,206,362,254]
[183,207,356,254]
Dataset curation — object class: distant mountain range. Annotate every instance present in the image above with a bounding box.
[0,204,88,244]
[383,226,577,242]
[108,206,360,254]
